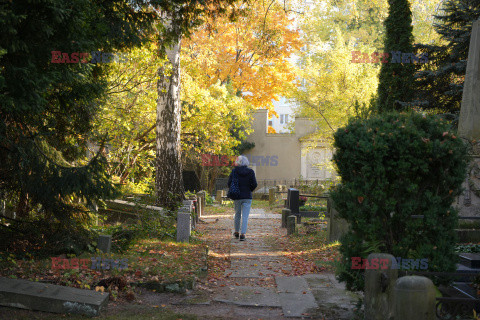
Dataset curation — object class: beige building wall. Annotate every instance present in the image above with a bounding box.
[244,109,321,181]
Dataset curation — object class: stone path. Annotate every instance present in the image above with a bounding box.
[200,206,361,319]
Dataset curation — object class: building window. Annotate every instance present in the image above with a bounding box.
[280,114,284,124]
[285,114,289,123]
[268,120,273,127]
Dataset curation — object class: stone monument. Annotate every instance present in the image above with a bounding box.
[457,19,480,217]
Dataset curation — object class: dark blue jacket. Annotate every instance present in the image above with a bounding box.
[227,166,257,200]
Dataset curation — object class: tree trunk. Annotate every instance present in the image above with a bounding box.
[156,15,184,209]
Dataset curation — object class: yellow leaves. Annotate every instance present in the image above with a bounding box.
[182,1,302,112]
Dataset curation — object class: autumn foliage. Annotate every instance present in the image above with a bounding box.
[183,1,302,115]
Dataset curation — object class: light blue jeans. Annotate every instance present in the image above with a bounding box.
[234,199,252,235]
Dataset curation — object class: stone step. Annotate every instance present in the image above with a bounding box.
[0,277,109,316]
[459,253,480,269]
[275,276,318,317]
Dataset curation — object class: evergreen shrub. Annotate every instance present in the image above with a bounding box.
[331,112,468,291]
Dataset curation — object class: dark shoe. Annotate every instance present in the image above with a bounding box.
[239,234,245,241]
[233,232,239,239]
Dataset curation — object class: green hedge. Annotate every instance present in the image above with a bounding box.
[331,112,468,291]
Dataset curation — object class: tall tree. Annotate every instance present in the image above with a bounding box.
[156,10,184,208]
[153,1,242,208]
[376,0,416,112]
[414,0,480,114]
[154,0,301,207]
[0,0,156,222]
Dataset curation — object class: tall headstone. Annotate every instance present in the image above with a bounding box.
[287,188,299,214]
[457,20,480,217]
[458,20,480,140]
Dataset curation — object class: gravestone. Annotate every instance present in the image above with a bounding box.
[269,188,276,206]
[0,277,109,316]
[457,20,480,217]
[287,188,300,214]
[97,235,111,253]
[287,215,296,235]
[177,208,191,242]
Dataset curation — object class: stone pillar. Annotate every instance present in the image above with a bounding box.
[458,20,480,140]
[281,209,291,228]
[97,235,112,253]
[287,215,296,235]
[216,190,224,204]
[196,191,205,217]
[177,209,191,242]
[364,253,398,320]
[269,188,276,206]
[393,276,436,320]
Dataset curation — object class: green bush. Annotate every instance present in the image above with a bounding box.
[0,218,96,259]
[331,112,468,291]
[205,193,214,205]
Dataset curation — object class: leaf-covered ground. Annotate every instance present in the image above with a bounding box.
[0,239,206,302]
[0,200,342,319]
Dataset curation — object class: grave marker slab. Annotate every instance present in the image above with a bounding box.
[0,277,109,316]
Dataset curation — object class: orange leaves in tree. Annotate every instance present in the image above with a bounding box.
[267,126,277,134]
[183,1,302,112]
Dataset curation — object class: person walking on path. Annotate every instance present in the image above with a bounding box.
[227,155,257,241]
